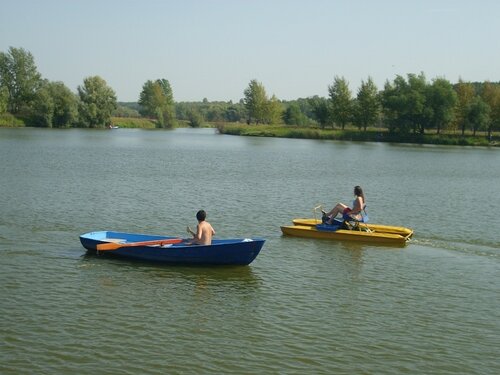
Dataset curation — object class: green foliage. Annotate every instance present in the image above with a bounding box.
[0,47,43,114]
[113,104,140,118]
[283,102,309,126]
[176,101,246,124]
[0,113,25,127]
[455,79,476,135]
[353,77,380,131]
[223,102,246,122]
[218,123,497,146]
[32,81,78,128]
[243,79,268,123]
[77,76,117,128]
[381,73,428,134]
[328,76,352,130]
[243,80,284,125]
[138,79,175,128]
[481,82,500,139]
[426,78,457,134]
[265,94,283,124]
[1,46,498,144]
[187,108,204,128]
[308,96,330,128]
[0,85,8,113]
[110,117,155,128]
[466,97,490,136]
[32,83,53,127]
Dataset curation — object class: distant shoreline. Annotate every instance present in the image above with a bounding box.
[1,118,497,147]
[216,123,499,147]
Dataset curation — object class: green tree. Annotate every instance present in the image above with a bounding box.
[308,96,330,128]
[454,79,476,135]
[113,104,140,118]
[138,79,175,128]
[265,94,283,124]
[205,104,225,122]
[353,77,380,131]
[0,47,42,114]
[381,77,407,133]
[32,81,54,127]
[328,76,352,130]
[0,85,9,114]
[243,79,268,124]
[481,82,500,140]
[33,81,78,127]
[224,102,246,122]
[77,76,117,128]
[407,73,428,134]
[283,102,309,126]
[187,108,204,127]
[466,97,490,136]
[426,78,457,134]
[381,73,427,134]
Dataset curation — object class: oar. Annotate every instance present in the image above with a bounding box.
[96,238,183,251]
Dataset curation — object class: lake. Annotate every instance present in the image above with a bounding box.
[1,127,499,374]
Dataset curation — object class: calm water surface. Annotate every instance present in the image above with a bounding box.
[1,128,499,374]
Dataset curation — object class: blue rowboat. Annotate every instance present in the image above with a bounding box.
[79,231,265,265]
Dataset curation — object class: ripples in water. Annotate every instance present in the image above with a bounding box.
[1,128,499,374]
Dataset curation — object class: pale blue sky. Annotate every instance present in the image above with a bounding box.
[1,0,499,102]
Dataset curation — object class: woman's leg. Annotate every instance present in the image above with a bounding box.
[323,203,348,219]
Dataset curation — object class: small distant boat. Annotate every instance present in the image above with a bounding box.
[80,231,265,265]
[281,218,413,246]
[108,125,119,129]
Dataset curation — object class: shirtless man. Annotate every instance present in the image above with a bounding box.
[186,210,215,245]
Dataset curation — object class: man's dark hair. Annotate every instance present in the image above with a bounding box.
[196,210,206,221]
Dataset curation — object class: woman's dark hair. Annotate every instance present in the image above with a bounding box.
[196,210,206,221]
[354,186,365,202]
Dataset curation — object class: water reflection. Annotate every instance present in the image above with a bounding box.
[80,251,260,285]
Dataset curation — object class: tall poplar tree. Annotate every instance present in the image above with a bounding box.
[243,79,268,124]
[328,76,352,130]
[354,77,380,131]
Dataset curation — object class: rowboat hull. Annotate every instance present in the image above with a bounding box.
[80,231,265,265]
[281,218,413,245]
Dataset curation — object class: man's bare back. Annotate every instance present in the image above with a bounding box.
[187,210,215,245]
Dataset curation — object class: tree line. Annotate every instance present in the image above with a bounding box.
[226,76,499,140]
[1,47,499,139]
[0,47,175,128]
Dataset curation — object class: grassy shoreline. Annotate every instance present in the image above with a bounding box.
[216,123,499,147]
[2,114,498,147]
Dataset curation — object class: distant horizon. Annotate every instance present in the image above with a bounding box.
[2,0,499,102]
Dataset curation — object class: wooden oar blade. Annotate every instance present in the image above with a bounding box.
[96,242,126,251]
[96,238,183,251]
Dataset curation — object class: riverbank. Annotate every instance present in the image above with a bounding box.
[2,114,497,147]
[216,123,499,147]
[0,115,192,129]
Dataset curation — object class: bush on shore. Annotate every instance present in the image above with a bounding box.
[0,113,25,127]
[110,117,156,129]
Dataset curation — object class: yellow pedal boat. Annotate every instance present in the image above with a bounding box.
[280,218,413,246]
